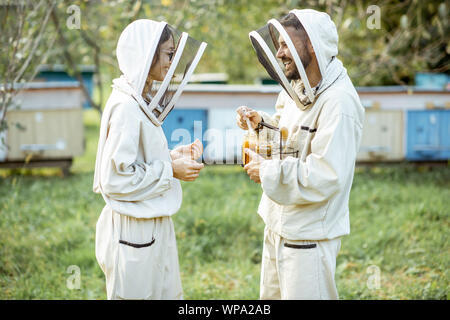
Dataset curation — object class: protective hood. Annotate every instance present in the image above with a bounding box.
[113,19,207,126]
[249,9,345,109]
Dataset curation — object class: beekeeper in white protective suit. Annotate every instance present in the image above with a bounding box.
[93,19,207,300]
[236,9,364,299]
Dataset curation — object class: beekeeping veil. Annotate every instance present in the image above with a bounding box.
[113,19,207,126]
[249,9,345,109]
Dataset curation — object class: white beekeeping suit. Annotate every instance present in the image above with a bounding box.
[247,9,365,299]
[93,19,206,300]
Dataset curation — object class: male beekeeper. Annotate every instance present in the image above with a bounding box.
[236,9,364,299]
[93,20,207,300]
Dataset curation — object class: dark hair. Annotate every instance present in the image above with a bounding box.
[151,25,173,66]
[278,13,313,75]
[159,25,172,45]
[279,12,309,45]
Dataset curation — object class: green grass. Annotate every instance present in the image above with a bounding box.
[0,109,448,299]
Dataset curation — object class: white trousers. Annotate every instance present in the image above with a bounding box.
[95,205,183,300]
[260,226,341,300]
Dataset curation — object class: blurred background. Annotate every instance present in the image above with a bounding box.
[0,0,448,300]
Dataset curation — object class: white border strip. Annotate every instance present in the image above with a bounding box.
[269,19,315,102]
[249,30,302,107]
[290,10,327,78]
[148,32,189,111]
[158,41,208,122]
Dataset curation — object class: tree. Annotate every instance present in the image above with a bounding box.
[2,0,448,134]
[0,0,57,148]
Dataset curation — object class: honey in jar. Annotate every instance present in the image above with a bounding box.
[242,136,250,165]
[259,144,272,158]
[242,131,258,165]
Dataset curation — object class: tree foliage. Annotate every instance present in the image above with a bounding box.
[0,0,56,133]
[1,0,449,117]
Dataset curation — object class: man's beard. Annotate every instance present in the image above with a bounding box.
[285,50,312,81]
[286,68,300,81]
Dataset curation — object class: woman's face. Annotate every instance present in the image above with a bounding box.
[149,36,175,82]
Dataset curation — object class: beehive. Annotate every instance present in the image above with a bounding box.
[357,109,404,162]
[1,82,84,163]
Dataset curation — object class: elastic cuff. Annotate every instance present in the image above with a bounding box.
[165,160,174,180]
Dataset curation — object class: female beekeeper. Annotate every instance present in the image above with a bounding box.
[93,20,207,300]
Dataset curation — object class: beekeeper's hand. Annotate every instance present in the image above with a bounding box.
[172,158,204,181]
[236,106,261,130]
[244,148,265,184]
[170,139,203,160]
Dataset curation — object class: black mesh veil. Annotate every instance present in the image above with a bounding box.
[250,25,291,97]
[143,24,207,125]
[156,35,204,123]
[249,18,316,107]
[249,24,302,106]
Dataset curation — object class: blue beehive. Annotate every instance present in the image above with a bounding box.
[440,110,450,159]
[406,110,450,161]
[35,65,95,109]
[162,109,208,158]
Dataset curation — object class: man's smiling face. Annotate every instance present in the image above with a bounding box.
[275,26,311,81]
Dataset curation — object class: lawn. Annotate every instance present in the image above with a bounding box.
[0,110,448,299]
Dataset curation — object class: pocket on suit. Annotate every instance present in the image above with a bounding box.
[280,240,320,299]
[115,236,158,299]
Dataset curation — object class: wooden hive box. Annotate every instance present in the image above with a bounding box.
[357,108,404,162]
[406,109,450,161]
[1,82,84,165]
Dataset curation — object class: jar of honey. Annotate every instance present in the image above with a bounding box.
[242,130,258,166]
[258,144,272,159]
